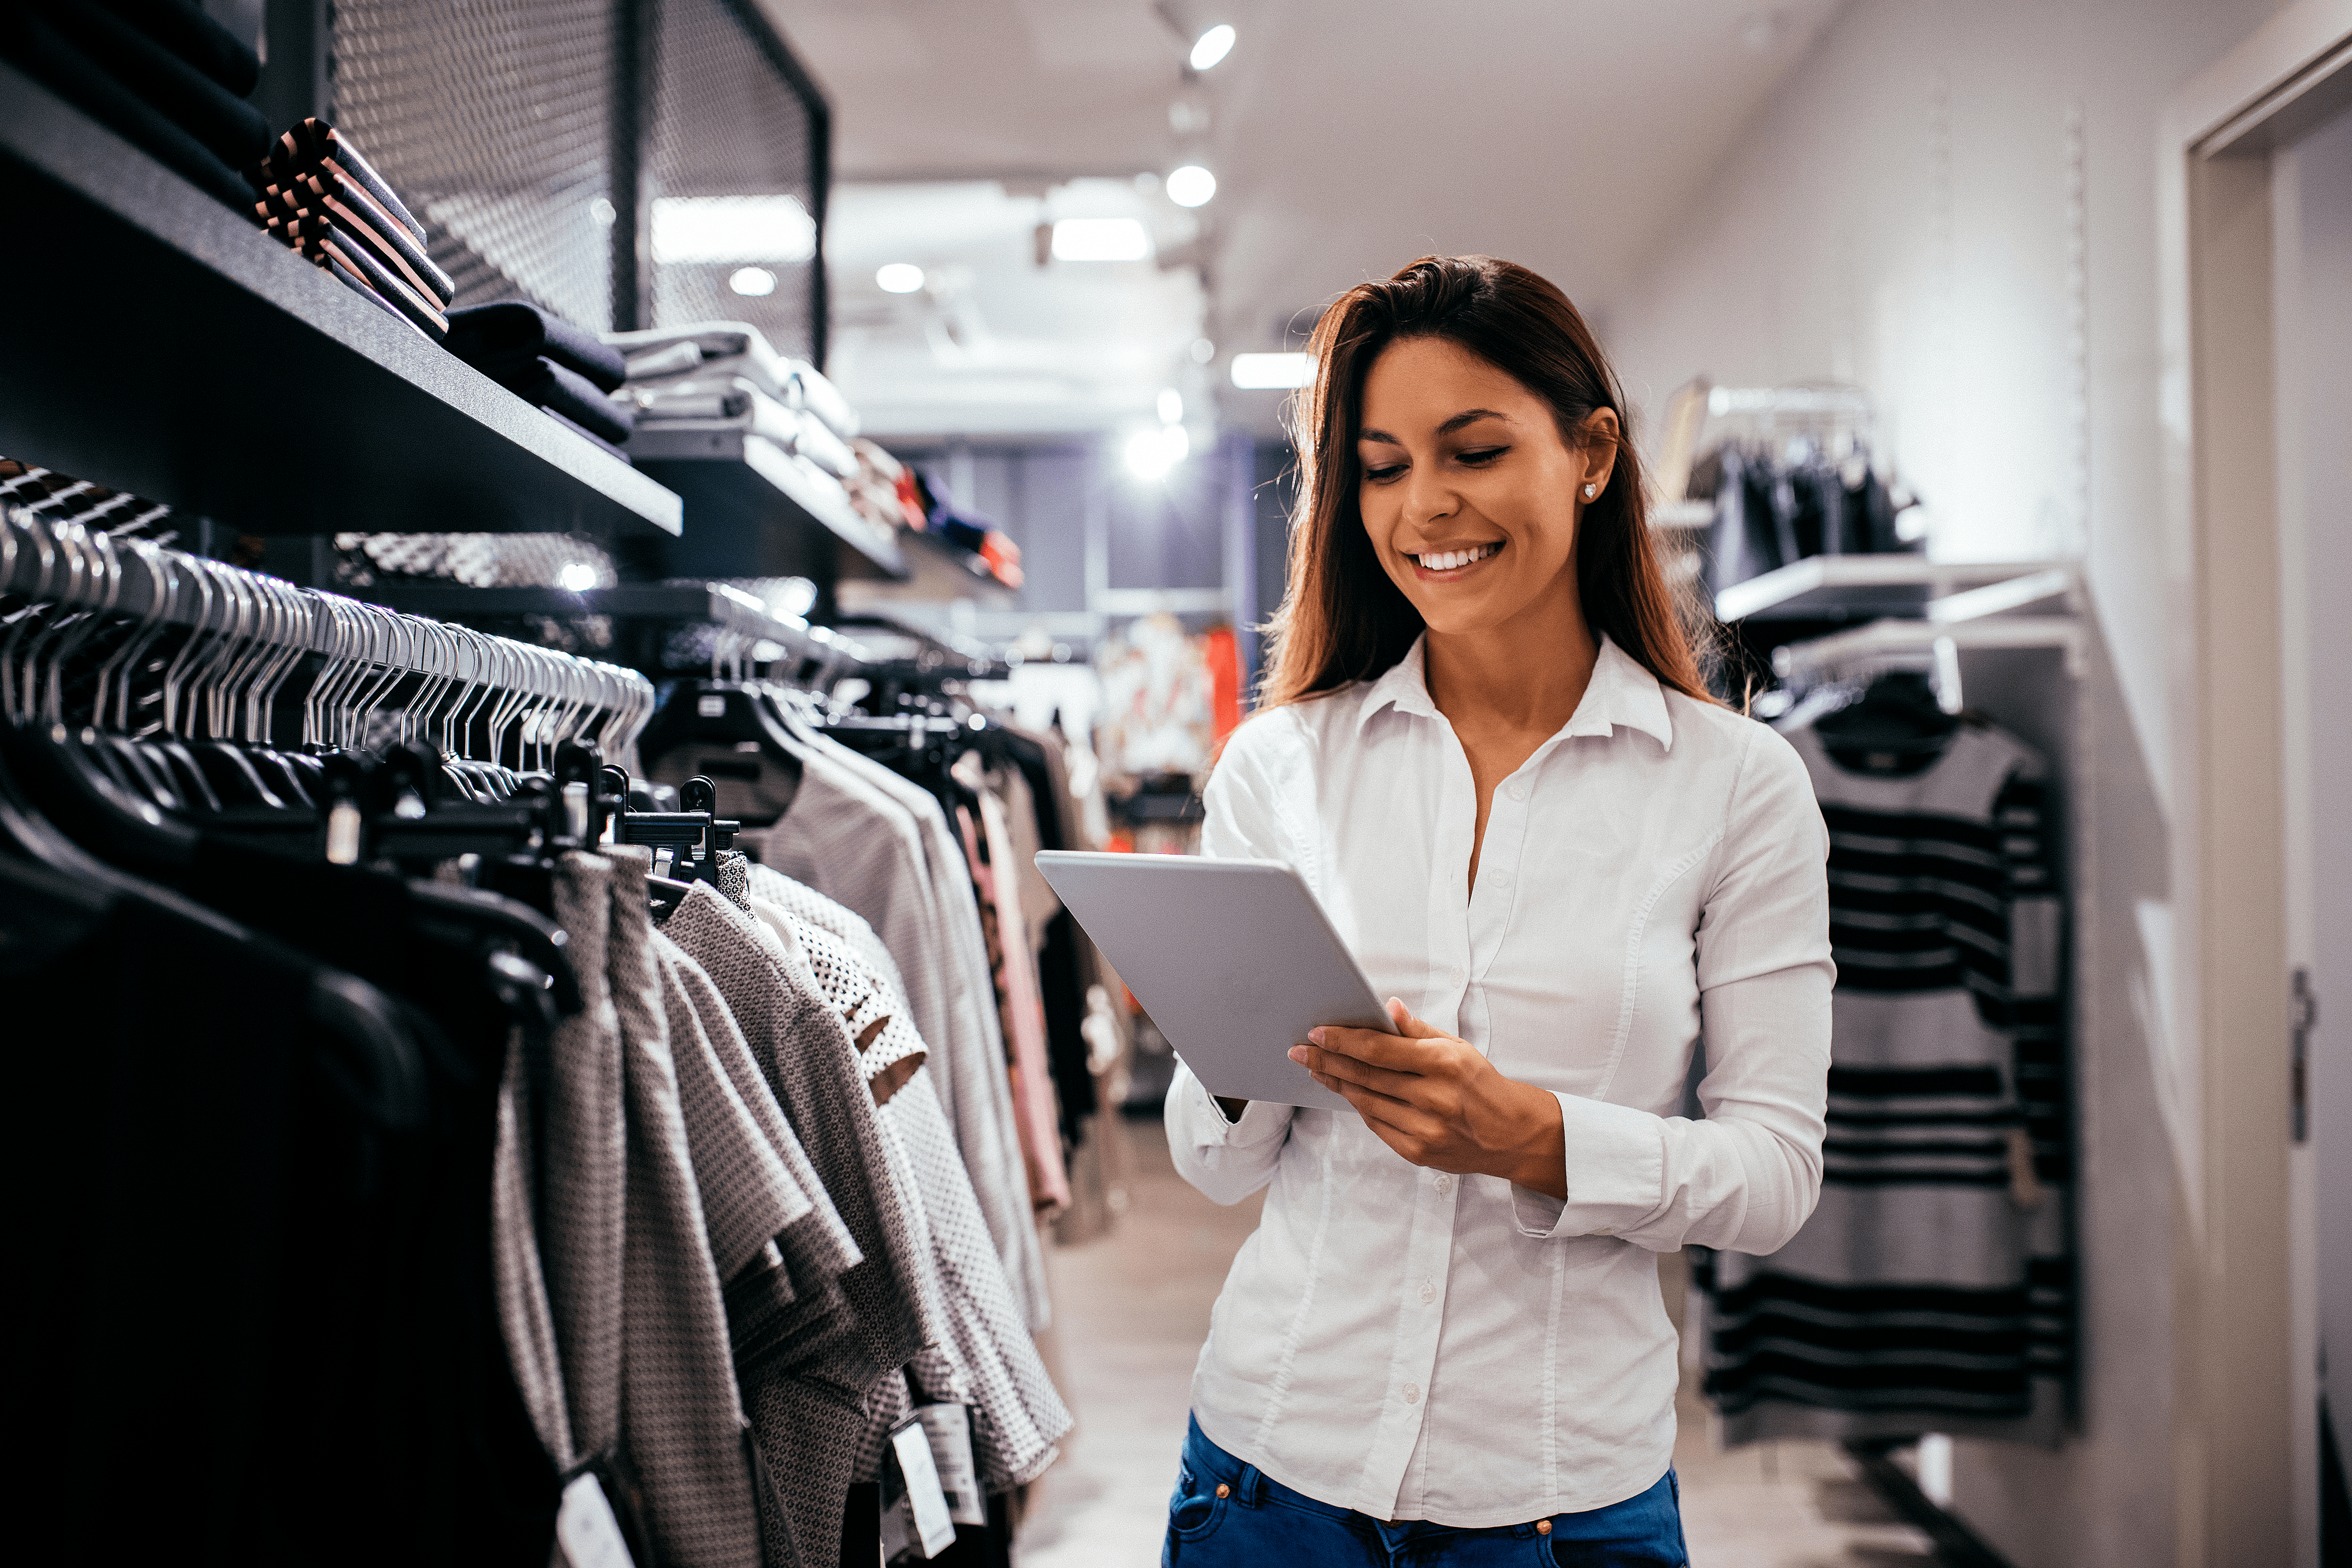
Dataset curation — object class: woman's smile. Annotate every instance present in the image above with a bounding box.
[1408,541,1504,579]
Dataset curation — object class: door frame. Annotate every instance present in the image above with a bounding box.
[2158,7,2351,1565]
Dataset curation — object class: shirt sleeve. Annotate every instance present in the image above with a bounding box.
[1163,718,1299,1203]
[1513,723,1834,1253]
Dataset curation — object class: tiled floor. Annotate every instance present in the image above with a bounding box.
[1016,1115,1941,1567]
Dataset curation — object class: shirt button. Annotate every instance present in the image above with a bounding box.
[1448,964,1466,984]
[1419,1277,1437,1305]
[1505,782,1526,802]
[1433,1174,1454,1195]
[1403,1383,1421,1405]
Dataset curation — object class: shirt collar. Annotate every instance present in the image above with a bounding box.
[1354,632,1676,750]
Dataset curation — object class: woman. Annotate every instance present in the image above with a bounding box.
[1164,256,1833,1566]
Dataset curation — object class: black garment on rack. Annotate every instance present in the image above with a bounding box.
[13,851,559,1565]
[446,302,630,394]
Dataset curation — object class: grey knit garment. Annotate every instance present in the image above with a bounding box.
[664,882,938,1568]
[781,902,1072,1490]
[604,847,764,1568]
[537,853,625,1464]
[744,736,1049,1331]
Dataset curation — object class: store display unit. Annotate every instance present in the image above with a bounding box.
[0,64,681,544]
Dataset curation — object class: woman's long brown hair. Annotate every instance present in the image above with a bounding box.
[1258,255,1715,709]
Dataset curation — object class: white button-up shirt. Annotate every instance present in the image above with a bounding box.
[1168,634,1832,1525]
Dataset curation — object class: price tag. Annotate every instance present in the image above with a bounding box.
[915,1404,986,1526]
[556,1473,637,1568]
[883,1418,958,1560]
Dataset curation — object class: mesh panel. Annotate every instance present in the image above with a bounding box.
[646,0,820,359]
[331,0,618,330]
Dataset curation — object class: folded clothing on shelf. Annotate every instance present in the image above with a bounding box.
[510,359,635,449]
[253,119,429,251]
[260,202,450,341]
[603,322,860,441]
[4,2,262,211]
[618,376,849,476]
[445,302,629,393]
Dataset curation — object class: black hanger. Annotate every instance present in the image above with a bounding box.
[1812,669,1959,760]
[636,680,804,826]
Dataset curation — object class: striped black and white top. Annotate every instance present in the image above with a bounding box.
[1699,718,2072,1447]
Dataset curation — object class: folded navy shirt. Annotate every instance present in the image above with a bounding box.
[511,358,634,447]
[33,0,270,171]
[93,0,260,97]
[4,8,254,210]
[445,303,629,393]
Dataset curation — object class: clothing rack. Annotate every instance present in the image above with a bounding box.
[2,507,654,758]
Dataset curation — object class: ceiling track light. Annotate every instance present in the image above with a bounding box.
[1155,5,1236,72]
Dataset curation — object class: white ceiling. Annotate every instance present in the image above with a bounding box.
[758,0,1846,439]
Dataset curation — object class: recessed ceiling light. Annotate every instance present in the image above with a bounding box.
[1189,23,1235,71]
[1158,387,1184,424]
[557,562,599,592]
[1051,218,1151,262]
[875,263,926,293]
[650,195,816,264]
[1166,165,1216,208]
[729,266,777,296]
[1190,337,1215,365]
[1231,352,1315,390]
[1124,423,1189,481]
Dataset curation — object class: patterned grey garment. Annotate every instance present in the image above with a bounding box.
[663,882,939,1568]
[747,861,906,1007]
[714,848,752,913]
[747,739,1050,1332]
[490,1023,574,1470]
[537,853,625,1464]
[603,848,764,1568]
[779,903,1073,1490]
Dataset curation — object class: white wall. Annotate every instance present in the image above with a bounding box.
[1602,3,2294,1565]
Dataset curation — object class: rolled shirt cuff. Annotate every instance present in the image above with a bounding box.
[1511,1092,1666,1239]
[1174,1067,1291,1149]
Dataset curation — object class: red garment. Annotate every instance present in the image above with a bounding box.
[1202,624,1243,747]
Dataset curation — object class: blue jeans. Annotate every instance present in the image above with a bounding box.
[1164,1416,1688,1566]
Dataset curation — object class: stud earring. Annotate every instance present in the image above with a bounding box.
[1582,483,1597,499]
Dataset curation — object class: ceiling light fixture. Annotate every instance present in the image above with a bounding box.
[649,195,817,264]
[1051,217,1151,262]
[1124,423,1190,482]
[729,266,777,296]
[557,562,600,592]
[1230,352,1315,390]
[1158,387,1184,424]
[1166,165,1216,208]
[1189,22,1236,70]
[875,263,926,293]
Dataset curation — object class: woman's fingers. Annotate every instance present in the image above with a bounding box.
[1293,1043,1421,1099]
[1307,1024,1448,1071]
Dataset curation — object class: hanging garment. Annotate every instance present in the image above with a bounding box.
[957,762,1074,1215]
[663,883,938,1568]
[1699,719,2071,1446]
[602,849,769,1568]
[779,899,1073,1491]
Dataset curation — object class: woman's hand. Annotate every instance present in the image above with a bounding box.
[1292,999,1568,1200]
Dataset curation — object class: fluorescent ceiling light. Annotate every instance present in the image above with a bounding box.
[1230,352,1314,390]
[1051,217,1150,262]
[1189,23,1235,70]
[728,266,777,296]
[1165,165,1216,207]
[875,263,926,293]
[650,195,817,264]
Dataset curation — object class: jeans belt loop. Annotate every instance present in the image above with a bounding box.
[1236,1462,1266,1507]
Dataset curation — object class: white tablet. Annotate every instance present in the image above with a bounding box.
[1033,852,1387,1112]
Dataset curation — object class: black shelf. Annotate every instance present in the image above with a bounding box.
[0,63,682,541]
[628,424,906,583]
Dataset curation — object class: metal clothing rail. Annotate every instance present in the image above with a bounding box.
[1,507,655,756]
